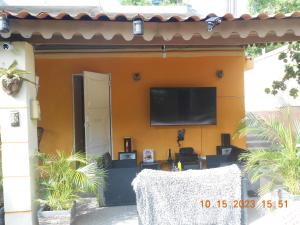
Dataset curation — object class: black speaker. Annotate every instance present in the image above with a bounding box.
[221,133,231,147]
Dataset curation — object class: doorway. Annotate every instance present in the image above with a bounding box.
[73,71,112,158]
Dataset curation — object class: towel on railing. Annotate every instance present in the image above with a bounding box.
[132,165,241,225]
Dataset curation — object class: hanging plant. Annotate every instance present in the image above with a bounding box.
[0,60,35,96]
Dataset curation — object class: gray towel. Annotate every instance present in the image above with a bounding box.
[132,165,241,225]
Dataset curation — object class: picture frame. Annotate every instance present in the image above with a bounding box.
[143,149,154,162]
[221,147,232,156]
[118,151,137,160]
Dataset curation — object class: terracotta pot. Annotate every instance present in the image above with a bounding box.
[1,76,23,96]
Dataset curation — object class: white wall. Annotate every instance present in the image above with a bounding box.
[244,45,300,112]
[0,42,38,225]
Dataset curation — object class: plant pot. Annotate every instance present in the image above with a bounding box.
[1,77,23,96]
[38,202,76,225]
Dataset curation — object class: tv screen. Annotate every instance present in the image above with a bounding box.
[150,87,216,126]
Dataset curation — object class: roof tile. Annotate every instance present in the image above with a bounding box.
[1,10,300,22]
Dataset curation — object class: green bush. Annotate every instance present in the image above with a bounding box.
[236,108,300,196]
[38,151,106,210]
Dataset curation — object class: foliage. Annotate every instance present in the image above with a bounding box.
[121,0,179,5]
[38,151,106,210]
[0,60,34,84]
[246,0,300,97]
[265,42,300,98]
[249,0,300,14]
[121,0,150,5]
[245,43,285,58]
[236,108,300,196]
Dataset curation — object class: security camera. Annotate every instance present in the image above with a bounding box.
[205,16,222,32]
[1,42,13,51]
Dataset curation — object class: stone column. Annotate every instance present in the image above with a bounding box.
[0,42,38,225]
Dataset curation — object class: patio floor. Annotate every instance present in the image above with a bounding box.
[76,196,300,225]
[74,198,264,225]
[74,198,139,225]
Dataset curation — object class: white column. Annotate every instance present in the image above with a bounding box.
[0,42,38,225]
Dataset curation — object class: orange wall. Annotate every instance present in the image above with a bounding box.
[36,53,245,161]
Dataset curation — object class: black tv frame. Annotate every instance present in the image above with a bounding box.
[149,87,217,126]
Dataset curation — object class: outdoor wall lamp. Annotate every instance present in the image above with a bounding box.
[0,15,9,33]
[205,16,222,32]
[133,18,144,36]
[216,70,224,78]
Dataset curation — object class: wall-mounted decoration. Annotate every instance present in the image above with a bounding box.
[10,110,20,127]
[0,60,35,96]
[177,129,186,147]
[143,149,154,162]
[124,136,132,152]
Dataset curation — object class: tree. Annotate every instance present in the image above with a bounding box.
[249,0,300,15]
[121,0,150,5]
[265,43,300,98]
[247,0,300,97]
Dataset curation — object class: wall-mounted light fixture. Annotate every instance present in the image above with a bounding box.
[132,73,141,81]
[133,17,144,36]
[205,16,222,32]
[0,15,9,33]
[216,70,224,78]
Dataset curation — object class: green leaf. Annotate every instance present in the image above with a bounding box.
[235,107,300,195]
[37,151,106,210]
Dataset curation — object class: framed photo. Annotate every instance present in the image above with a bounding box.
[143,149,154,162]
[221,147,232,156]
[118,152,137,160]
[217,146,232,156]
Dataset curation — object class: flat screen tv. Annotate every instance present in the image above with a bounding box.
[150,87,216,126]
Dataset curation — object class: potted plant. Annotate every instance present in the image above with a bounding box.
[0,60,34,96]
[37,151,106,225]
[236,107,300,200]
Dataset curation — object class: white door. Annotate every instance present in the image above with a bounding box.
[83,71,112,158]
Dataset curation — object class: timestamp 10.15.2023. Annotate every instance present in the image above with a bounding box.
[200,199,288,209]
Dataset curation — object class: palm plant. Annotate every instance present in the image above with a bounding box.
[38,151,106,210]
[236,107,300,196]
[0,60,34,95]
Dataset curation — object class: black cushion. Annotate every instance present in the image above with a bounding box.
[112,159,137,168]
[179,147,194,155]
